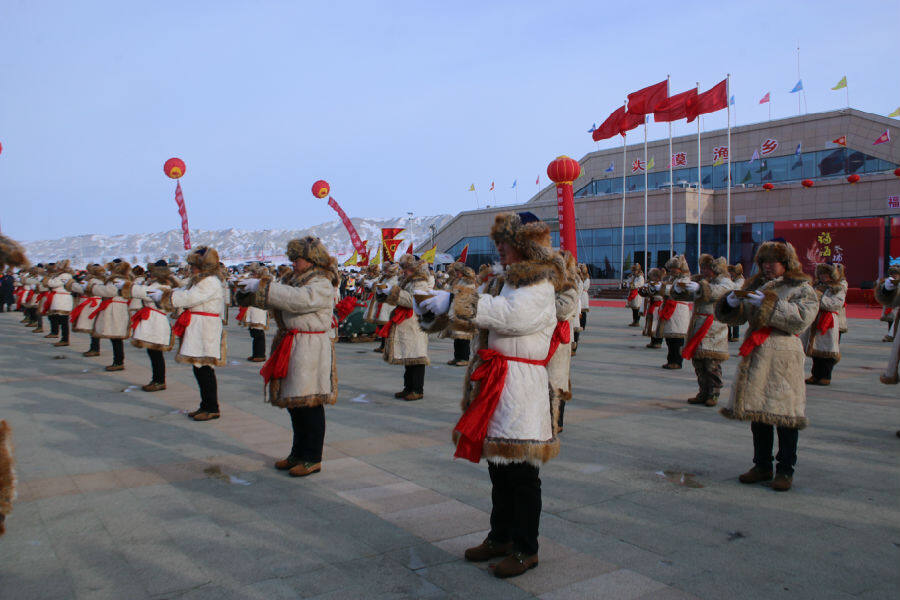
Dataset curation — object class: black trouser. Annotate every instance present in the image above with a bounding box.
[50,315,69,341]
[631,308,640,323]
[49,314,59,334]
[192,366,219,412]
[288,405,326,463]
[250,328,266,358]
[403,364,425,394]
[665,337,684,366]
[580,311,587,330]
[34,312,43,328]
[147,349,165,383]
[110,339,124,365]
[89,336,100,352]
[751,421,799,476]
[730,325,740,339]
[377,337,386,350]
[487,462,541,556]
[811,357,836,381]
[650,337,662,345]
[573,330,580,345]
[557,401,566,430]
[453,338,470,362]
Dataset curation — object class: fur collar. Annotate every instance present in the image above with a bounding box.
[504,258,563,290]
[399,273,429,288]
[281,266,338,288]
[815,280,847,294]
[745,270,811,291]
[187,271,224,288]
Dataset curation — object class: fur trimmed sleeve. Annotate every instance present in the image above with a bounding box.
[168,276,221,310]
[65,279,83,294]
[388,281,423,309]
[669,283,697,302]
[874,279,898,307]
[819,284,846,313]
[473,281,556,336]
[760,284,819,335]
[91,281,120,299]
[715,293,748,326]
[266,277,333,314]
[555,288,579,321]
[449,286,480,332]
[120,280,135,300]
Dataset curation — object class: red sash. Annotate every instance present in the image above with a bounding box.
[659,299,688,321]
[172,310,219,338]
[41,291,58,315]
[681,314,714,360]
[89,298,127,319]
[453,320,570,463]
[739,327,773,356]
[25,289,35,304]
[15,288,25,309]
[260,328,326,384]
[376,306,413,338]
[70,297,99,323]
[646,300,662,317]
[236,306,249,322]
[626,289,639,303]
[816,311,836,336]
[130,306,166,330]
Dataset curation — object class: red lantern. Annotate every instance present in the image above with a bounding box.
[0,141,3,155]
[894,167,900,177]
[847,173,860,184]
[546,155,581,261]
[312,180,330,199]
[801,179,814,188]
[546,155,581,184]
[164,158,186,179]
[763,183,774,191]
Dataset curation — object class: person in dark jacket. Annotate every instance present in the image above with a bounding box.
[0,270,14,312]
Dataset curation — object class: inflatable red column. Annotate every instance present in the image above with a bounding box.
[547,155,581,260]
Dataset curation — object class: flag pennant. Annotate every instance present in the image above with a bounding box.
[490,182,495,191]
[873,130,891,145]
[421,245,437,264]
[686,79,728,123]
[587,123,597,133]
[653,88,698,123]
[605,161,615,173]
[749,149,760,164]
[382,239,402,262]
[593,106,625,141]
[729,95,735,106]
[831,135,847,147]
[795,143,802,155]
[741,170,752,183]
[174,181,191,250]
[370,245,382,266]
[712,156,724,167]
[458,244,469,263]
[343,249,359,266]
[627,80,668,116]
[831,76,847,91]
[467,184,475,192]
[646,156,655,170]
[790,80,803,93]
[381,228,405,241]
[536,175,540,186]
[327,196,366,256]
[511,179,517,188]
[759,92,770,104]
[889,107,900,118]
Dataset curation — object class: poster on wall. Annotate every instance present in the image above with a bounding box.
[773,218,884,287]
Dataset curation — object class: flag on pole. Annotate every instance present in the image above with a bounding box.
[831,135,847,147]
[536,175,540,186]
[587,123,597,134]
[749,149,760,164]
[646,156,655,170]
[174,181,191,250]
[511,180,517,188]
[873,130,891,145]
[421,245,437,264]
[889,107,900,118]
[467,184,475,192]
[653,88,697,122]
[729,95,735,105]
[605,162,614,173]
[686,79,727,122]
[327,196,366,256]
[593,106,626,141]
[489,182,494,191]
[795,143,802,155]
[343,249,359,267]
[759,92,770,104]
[713,156,724,167]
[626,80,668,115]
[831,76,847,90]
[618,110,645,135]
[790,80,803,93]
[458,244,469,263]
[405,241,413,255]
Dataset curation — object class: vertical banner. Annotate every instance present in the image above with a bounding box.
[327,196,366,256]
[174,181,191,250]
[547,156,580,260]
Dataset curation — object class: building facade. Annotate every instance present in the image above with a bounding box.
[430,109,900,288]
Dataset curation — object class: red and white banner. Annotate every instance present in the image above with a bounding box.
[327,196,366,256]
[174,181,191,250]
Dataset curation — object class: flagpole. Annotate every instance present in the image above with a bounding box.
[696,81,702,268]
[643,117,648,270]
[667,74,673,256]
[796,43,802,116]
[726,73,732,264]
[620,120,627,280]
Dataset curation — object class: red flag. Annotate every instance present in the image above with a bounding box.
[406,242,413,255]
[619,110,645,135]
[174,181,191,250]
[383,239,402,261]
[536,175,540,186]
[832,135,847,147]
[873,130,891,145]
[381,228,405,241]
[627,80,668,116]
[327,196,366,256]
[686,79,728,123]
[593,106,626,141]
[653,88,698,122]
[458,244,469,263]
[759,92,770,104]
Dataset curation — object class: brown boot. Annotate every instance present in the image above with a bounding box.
[880,374,899,385]
[402,392,424,401]
[105,364,124,372]
[288,462,321,477]
[883,335,894,343]
[394,390,409,398]
[687,395,706,405]
[141,382,166,392]
[646,342,661,349]
[628,321,640,327]
[192,412,220,421]
[661,363,682,370]
[44,332,58,338]
[247,356,266,362]
[274,456,301,470]
[493,552,539,578]
[83,350,100,357]
[53,341,69,347]
[464,538,513,562]
[805,376,818,385]
[187,409,202,418]
[705,395,719,407]
[817,379,830,386]
[771,473,793,492]
[739,466,773,484]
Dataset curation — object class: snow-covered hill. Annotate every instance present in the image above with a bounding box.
[22,215,453,267]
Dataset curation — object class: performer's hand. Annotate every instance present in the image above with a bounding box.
[746,290,765,306]
[726,291,741,307]
[239,278,260,293]
[673,282,684,292]
[885,278,897,291]
[147,289,163,303]
[685,281,700,293]
[420,290,451,315]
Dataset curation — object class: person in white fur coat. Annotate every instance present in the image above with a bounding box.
[236,263,270,362]
[67,264,107,357]
[42,260,75,347]
[87,259,133,371]
[124,260,180,392]
[420,212,567,579]
[155,247,226,422]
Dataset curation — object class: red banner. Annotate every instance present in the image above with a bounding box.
[327,196,366,256]
[175,181,191,250]
[383,238,402,262]
[773,217,884,287]
[556,183,577,260]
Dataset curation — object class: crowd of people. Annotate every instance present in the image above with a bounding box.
[0,219,897,577]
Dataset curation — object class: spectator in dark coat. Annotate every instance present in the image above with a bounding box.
[0,271,14,312]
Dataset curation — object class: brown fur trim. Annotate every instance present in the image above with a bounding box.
[489,213,554,262]
[696,279,713,303]
[421,312,451,335]
[105,261,132,281]
[120,280,135,300]
[0,420,15,534]
[505,259,562,289]
[159,289,176,312]
[754,240,802,272]
[720,407,808,430]
[175,329,227,367]
[386,285,404,306]
[728,263,744,277]
[693,349,730,361]
[665,254,690,275]
[482,437,560,465]
[750,288,780,331]
[874,279,898,307]
[814,263,846,283]
[808,348,841,362]
[186,246,220,274]
[744,269,811,291]
[698,254,728,276]
[449,286,479,332]
[131,331,175,352]
[268,338,338,408]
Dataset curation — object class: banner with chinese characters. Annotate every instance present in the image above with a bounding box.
[760,138,778,156]
[773,217,883,287]
[670,152,687,167]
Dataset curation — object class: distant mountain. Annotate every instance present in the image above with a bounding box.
[22,215,453,267]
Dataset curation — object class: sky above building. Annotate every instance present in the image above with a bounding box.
[1,0,897,242]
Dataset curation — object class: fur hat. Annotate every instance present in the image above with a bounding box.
[647,267,661,281]
[185,246,220,274]
[754,240,802,273]
[664,254,690,275]
[631,263,642,273]
[698,254,728,276]
[398,253,428,277]
[489,213,553,262]
[446,261,476,281]
[86,263,106,278]
[728,263,744,277]
[382,262,401,277]
[106,259,132,279]
[52,259,72,274]
[0,235,28,270]
[147,259,173,281]
[815,263,846,282]
[285,237,336,270]
[131,265,145,277]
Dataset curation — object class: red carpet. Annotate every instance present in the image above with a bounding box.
[589,299,882,320]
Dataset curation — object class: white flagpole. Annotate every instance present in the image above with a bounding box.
[696,81,702,268]
[667,74,673,256]
[643,116,648,270]
[727,73,732,264]
[620,127,627,280]
[796,43,802,116]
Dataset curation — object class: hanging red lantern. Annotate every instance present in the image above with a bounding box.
[763,183,774,191]
[894,167,900,177]
[546,155,581,260]
[164,158,186,179]
[847,173,860,184]
[801,179,814,188]
[0,141,3,155]
[312,180,330,199]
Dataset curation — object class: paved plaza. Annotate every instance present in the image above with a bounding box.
[0,308,898,599]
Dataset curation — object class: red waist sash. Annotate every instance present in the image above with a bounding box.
[172,310,219,338]
[236,306,249,322]
[681,314,715,360]
[376,306,413,338]
[659,299,689,321]
[88,298,128,319]
[816,311,836,336]
[70,297,99,323]
[453,320,570,464]
[41,291,58,314]
[646,300,662,317]
[131,306,167,330]
[626,289,639,303]
[739,327,773,356]
[260,328,326,384]
[25,290,35,304]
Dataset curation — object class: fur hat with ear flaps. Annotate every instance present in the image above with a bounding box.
[815,262,846,282]
[728,263,744,277]
[397,253,429,279]
[664,254,690,275]
[0,235,28,270]
[105,259,133,281]
[285,236,339,285]
[754,240,803,273]
[186,246,220,275]
[631,263,642,274]
[86,263,106,279]
[647,267,662,281]
[698,254,728,277]
[488,212,566,289]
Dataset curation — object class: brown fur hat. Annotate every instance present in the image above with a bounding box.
[147,260,179,286]
[489,213,553,262]
[286,237,335,270]
[446,261,476,282]
[382,262,401,277]
[754,240,802,273]
[52,259,72,274]
[398,253,428,278]
[647,267,662,282]
[578,264,590,280]
[0,235,28,270]
[728,263,744,277]
[698,254,728,276]
[105,259,133,280]
[631,262,642,274]
[186,246,220,274]
[86,263,106,279]
[131,265,145,277]
[665,254,690,275]
[815,263,846,282]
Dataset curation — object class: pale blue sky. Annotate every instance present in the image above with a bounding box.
[1,0,897,241]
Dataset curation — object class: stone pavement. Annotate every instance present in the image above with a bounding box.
[0,308,898,599]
